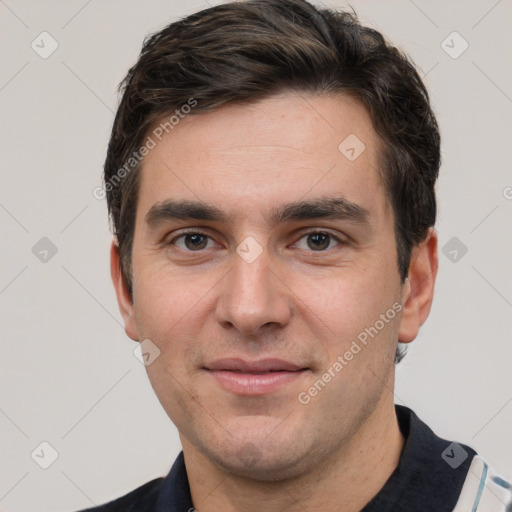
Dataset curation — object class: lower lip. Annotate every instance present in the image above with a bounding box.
[207,370,307,395]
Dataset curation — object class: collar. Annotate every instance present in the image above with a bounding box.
[361,405,476,511]
[156,405,476,511]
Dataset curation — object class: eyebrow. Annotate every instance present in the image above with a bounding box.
[144,197,370,228]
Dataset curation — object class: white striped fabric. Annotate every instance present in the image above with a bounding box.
[453,456,512,511]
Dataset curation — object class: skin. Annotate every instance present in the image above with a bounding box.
[111,92,438,512]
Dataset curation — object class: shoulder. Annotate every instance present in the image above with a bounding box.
[76,477,164,512]
[74,451,192,511]
[453,455,512,512]
[391,406,511,511]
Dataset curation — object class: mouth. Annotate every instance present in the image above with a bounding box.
[203,358,309,395]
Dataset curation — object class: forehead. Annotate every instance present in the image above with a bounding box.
[136,92,389,225]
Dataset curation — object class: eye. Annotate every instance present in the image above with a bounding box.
[294,231,343,251]
[171,232,215,251]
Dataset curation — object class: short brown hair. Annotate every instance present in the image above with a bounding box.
[104,0,440,340]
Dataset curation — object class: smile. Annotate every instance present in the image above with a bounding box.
[203,358,309,395]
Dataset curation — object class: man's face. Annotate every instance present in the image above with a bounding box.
[122,93,408,479]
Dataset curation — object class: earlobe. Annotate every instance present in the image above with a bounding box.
[398,228,438,343]
[110,240,139,341]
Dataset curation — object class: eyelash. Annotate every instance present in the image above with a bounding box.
[294,229,347,251]
[168,230,214,250]
[168,229,347,252]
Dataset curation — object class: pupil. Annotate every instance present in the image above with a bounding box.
[308,233,330,250]
[186,234,207,250]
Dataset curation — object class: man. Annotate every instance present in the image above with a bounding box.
[82,0,511,510]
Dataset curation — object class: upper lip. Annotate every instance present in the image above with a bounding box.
[204,358,307,373]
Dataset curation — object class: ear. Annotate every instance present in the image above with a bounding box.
[110,240,139,341]
[398,228,438,343]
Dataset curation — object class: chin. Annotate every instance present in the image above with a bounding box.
[196,427,324,482]
[211,448,311,482]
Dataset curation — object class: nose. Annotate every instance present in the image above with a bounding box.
[215,247,292,337]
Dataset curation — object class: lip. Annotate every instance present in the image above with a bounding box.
[204,358,309,395]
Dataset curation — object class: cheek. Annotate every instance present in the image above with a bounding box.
[292,267,394,337]
[291,265,402,396]
[132,268,206,358]
[135,274,207,423]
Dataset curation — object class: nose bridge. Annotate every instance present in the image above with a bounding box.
[216,247,291,334]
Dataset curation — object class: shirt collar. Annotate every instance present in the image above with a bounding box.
[156,405,476,512]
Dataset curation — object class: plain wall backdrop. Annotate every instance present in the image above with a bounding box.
[1,1,511,510]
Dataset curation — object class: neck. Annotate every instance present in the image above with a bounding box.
[182,393,404,512]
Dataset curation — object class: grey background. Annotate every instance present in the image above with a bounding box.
[1,0,511,510]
